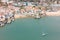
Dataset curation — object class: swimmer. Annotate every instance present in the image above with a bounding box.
[42,32,48,36]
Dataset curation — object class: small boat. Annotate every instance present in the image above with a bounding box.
[34,14,41,19]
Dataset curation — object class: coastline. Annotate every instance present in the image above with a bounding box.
[14,14,28,19]
[46,11,60,16]
[14,11,60,19]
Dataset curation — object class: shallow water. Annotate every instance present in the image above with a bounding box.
[0,16,60,40]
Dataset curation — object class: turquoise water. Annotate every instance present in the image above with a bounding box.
[0,16,60,40]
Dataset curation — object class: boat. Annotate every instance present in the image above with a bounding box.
[34,13,41,19]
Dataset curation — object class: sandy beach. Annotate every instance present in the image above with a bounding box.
[46,11,60,16]
[14,14,28,19]
[14,11,60,19]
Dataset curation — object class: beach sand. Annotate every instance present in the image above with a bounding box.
[14,14,27,19]
[14,11,60,19]
[46,11,60,16]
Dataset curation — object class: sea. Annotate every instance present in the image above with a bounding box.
[0,16,60,40]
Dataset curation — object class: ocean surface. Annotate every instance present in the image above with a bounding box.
[0,16,60,40]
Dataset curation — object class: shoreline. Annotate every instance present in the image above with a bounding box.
[0,11,60,27]
[46,11,60,16]
[14,11,60,19]
[14,14,30,19]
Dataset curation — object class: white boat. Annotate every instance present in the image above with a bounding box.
[34,14,41,19]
